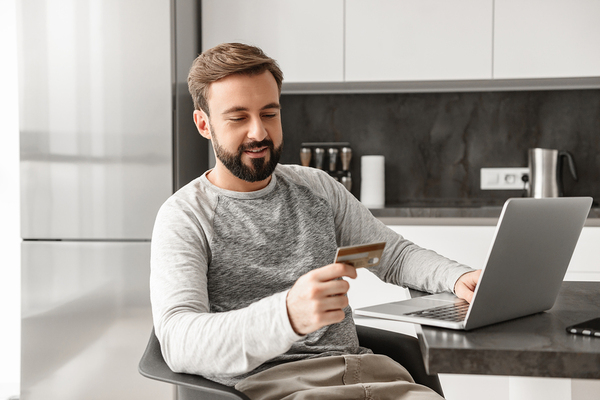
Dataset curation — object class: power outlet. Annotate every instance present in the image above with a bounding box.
[480,167,529,190]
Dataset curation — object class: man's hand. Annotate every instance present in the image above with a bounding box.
[286,263,357,336]
[454,269,482,303]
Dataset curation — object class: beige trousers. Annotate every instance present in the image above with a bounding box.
[234,354,444,400]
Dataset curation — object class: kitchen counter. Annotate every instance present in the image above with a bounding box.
[370,204,600,226]
[411,281,600,378]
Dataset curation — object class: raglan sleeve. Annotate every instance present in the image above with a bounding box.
[317,173,474,294]
[149,198,304,379]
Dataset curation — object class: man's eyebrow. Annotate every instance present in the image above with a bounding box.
[261,102,281,111]
[221,106,248,115]
[221,103,281,115]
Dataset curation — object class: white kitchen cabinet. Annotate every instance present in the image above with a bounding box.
[344,0,493,82]
[201,0,600,88]
[494,0,600,79]
[564,226,600,281]
[201,0,344,83]
[388,225,495,267]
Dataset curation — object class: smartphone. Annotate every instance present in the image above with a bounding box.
[566,317,600,337]
[334,242,386,269]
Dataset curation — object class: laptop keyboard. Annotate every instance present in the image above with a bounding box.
[404,301,470,322]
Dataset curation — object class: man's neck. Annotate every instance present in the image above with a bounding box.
[205,163,273,192]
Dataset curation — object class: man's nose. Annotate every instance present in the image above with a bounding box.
[247,116,268,142]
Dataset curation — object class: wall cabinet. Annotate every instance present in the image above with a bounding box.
[345,0,493,82]
[494,0,600,79]
[202,1,600,88]
[201,0,344,83]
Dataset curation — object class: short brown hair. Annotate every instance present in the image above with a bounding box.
[188,43,284,114]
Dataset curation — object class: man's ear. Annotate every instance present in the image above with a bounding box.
[193,109,211,140]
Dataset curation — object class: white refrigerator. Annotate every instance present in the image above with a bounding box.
[18,0,206,398]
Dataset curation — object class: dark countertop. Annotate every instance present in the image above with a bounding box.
[411,281,600,379]
[370,203,600,226]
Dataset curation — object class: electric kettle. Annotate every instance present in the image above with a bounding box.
[527,148,577,198]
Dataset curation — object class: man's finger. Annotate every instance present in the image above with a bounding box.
[320,295,350,313]
[319,279,351,297]
[311,263,357,282]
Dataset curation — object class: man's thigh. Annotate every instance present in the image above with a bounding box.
[234,354,443,400]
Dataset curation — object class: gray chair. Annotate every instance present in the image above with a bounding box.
[139,326,444,399]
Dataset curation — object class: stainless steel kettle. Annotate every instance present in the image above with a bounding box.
[527,148,577,198]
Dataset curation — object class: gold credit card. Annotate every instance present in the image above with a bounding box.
[334,242,386,268]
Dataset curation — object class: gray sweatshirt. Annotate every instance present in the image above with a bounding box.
[150,164,472,386]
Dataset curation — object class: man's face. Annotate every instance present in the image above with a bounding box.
[197,70,283,186]
[209,119,283,183]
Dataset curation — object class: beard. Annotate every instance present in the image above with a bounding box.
[210,124,283,183]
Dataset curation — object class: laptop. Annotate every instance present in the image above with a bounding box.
[355,197,593,330]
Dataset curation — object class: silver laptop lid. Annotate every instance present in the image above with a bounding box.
[464,197,592,330]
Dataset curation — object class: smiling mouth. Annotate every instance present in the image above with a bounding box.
[246,147,267,153]
[244,147,269,158]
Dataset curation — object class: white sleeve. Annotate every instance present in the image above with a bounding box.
[149,200,303,378]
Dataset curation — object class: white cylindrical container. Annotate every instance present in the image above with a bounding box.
[360,155,385,208]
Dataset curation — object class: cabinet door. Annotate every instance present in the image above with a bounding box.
[565,226,600,281]
[201,0,344,83]
[494,0,600,79]
[345,0,493,82]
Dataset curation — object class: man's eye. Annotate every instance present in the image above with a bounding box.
[262,113,277,119]
[230,117,245,122]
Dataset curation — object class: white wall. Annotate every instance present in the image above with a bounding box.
[0,0,21,398]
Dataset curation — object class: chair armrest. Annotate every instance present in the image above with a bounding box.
[138,329,250,400]
[356,324,444,397]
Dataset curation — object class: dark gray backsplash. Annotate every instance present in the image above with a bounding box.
[279,89,600,206]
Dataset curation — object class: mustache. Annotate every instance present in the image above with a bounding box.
[239,139,275,152]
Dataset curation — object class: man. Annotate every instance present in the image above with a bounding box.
[151,42,481,399]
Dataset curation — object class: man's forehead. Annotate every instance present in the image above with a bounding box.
[205,71,279,107]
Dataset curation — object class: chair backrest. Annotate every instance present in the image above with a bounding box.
[139,326,444,399]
